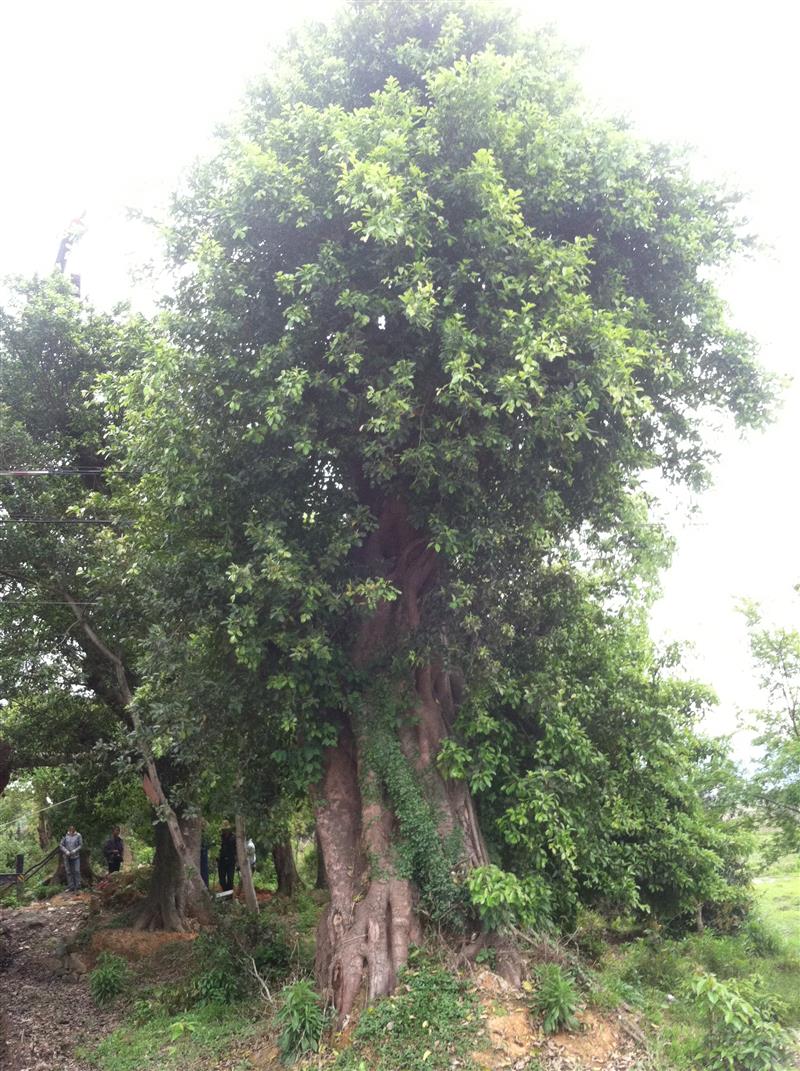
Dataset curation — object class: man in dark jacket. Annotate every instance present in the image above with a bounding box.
[217,822,236,892]
[102,827,124,873]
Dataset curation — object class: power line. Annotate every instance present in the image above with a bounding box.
[0,468,104,477]
[0,519,125,525]
[0,795,78,837]
[1,600,99,606]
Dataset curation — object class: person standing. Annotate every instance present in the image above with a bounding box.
[102,826,124,873]
[217,822,236,892]
[60,824,83,893]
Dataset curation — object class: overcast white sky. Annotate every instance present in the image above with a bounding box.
[1,1,797,746]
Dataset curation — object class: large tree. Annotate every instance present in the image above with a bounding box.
[106,1,772,1013]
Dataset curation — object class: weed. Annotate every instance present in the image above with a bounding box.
[89,952,130,1008]
[573,910,607,964]
[742,915,788,959]
[691,971,792,1071]
[87,1002,261,1071]
[586,965,644,1012]
[475,946,497,970]
[276,979,326,1063]
[621,938,693,994]
[167,1017,197,1041]
[191,905,294,1005]
[191,932,247,1005]
[531,963,580,1034]
[336,954,482,1070]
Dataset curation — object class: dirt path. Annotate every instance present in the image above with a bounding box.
[0,895,121,1071]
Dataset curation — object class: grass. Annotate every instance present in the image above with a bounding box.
[752,851,800,957]
[83,1002,264,1071]
[583,850,800,1070]
[78,841,797,1071]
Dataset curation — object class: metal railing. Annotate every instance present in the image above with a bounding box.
[0,846,60,900]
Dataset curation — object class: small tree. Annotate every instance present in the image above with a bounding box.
[0,275,210,927]
[740,598,800,857]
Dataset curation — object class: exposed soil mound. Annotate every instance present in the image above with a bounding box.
[89,926,195,961]
[472,969,643,1071]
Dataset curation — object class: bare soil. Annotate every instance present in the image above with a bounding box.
[0,894,122,1071]
[472,969,649,1071]
[88,926,195,962]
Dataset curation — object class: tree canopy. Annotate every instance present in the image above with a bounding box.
[0,0,774,1015]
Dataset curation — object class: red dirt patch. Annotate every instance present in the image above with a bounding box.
[89,927,196,961]
[475,1006,537,1069]
[471,969,644,1071]
[551,1010,620,1064]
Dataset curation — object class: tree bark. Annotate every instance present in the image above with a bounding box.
[314,499,489,1019]
[37,810,52,851]
[272,837,303,897]
[134,816,211,931]
[235,815,259,913]
[314,829,327,890]
[315,723,421,1018]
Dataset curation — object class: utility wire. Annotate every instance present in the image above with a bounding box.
[1,600,100,606]
[0,795,78,836]
[0,519,126,525]
[0,468,105,477]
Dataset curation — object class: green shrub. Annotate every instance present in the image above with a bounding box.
[89,952,130,1007]
[532,964,580,1034]
[574,909,607,964]
[586,966,644,1012]
[466,864,549,932]
[687,932,752,979]
[190,907,294,1006]
[190,932,245,1006]
[34,882,60,901]
[474,946,497,970]
[691,972,792,1071]
[276,980,326,1063]
[742,916,787,959]
[621,937,693,994]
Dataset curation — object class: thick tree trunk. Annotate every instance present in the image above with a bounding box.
[272,837,303,898]
[314,498,489,1019]
[235,815,259,913]
[37,811,52,850]
[134,817,212,931]
[315,724,420,1018]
